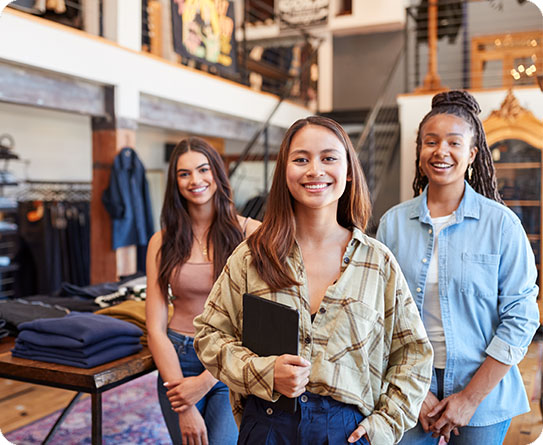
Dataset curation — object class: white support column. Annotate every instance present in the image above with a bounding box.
[102,0,142,51]
[82,0,100,36]
[317,31,333,113]
[115,83,140,121]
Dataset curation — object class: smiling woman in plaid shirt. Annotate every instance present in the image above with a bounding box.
[194,116,433,445]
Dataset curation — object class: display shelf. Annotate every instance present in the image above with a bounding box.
[504,200,540,207]
[0,205,18,300]
[495,162,541,170]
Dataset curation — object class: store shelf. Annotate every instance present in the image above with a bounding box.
[495,162,541,170]
[504,200,541,207]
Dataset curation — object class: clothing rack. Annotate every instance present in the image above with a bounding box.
[16,180,91,202]
[17,182,92,295]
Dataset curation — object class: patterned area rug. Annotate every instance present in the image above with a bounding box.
[5,371,171,444]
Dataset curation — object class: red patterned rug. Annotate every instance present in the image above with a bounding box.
[5,371,170,444]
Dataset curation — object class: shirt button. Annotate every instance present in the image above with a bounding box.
[300,395,308,403]
[319,307,326,314]
[416,287,422,293]
[343,257,350,264]
[266,407,273,415]
[304,336,311,345]
[422,258,427,263]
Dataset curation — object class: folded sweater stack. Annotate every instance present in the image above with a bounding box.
[96,300,173,346]
[12,312,143,368]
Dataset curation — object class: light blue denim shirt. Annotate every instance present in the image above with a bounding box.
[376,182,539,426]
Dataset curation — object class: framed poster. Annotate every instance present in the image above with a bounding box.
[171,0,237,72]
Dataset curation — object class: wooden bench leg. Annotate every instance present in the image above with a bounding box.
[91,393,102,445]
[42,392,82,444]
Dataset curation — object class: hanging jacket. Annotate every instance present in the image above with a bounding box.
[102,147,154,249]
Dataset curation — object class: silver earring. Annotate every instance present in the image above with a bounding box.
[468,164,473,181]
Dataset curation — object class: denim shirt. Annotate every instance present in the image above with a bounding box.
[102,147,154,249]
[376,182,539,426]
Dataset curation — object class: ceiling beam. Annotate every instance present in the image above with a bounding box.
[0,62,105,116]
[139,93,285,146]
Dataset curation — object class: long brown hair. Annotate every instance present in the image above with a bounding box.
[412,90,503,203]
[248,116,371,291]
[157,137,243,298]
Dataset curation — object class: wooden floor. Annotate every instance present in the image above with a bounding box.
[0,343,543,442]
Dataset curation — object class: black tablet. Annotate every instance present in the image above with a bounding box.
[242,293,300,413]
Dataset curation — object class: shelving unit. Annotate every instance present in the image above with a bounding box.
[0,134,21,299]
[494,145,541,268]
[0,202,19,299]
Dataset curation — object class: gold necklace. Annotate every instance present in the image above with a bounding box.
[194,233,209,260]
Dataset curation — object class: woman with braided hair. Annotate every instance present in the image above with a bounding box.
[377,90,539,444]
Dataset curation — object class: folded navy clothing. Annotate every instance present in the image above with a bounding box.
[18,312,142,347]
[12,342,142,368]
[56,281,121,299]
[15,335,141,358]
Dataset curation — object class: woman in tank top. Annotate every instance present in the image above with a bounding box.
[146,137,259,445]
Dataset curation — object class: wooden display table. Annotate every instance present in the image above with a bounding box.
[0,338,155,444]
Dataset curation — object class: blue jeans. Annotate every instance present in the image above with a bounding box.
[399,369,511,445]
[238,391,370,445]
[157,330,238,445]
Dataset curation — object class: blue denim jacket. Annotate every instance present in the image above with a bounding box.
[376,182,539,426]
[102,147,154,249]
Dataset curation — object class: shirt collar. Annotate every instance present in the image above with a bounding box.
[408,181,481,224]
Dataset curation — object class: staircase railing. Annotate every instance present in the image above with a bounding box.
[355,45,405,203]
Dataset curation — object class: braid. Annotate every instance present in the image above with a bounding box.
[413,90,503,204]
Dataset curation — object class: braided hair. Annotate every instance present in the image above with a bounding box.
[412,90,503,203]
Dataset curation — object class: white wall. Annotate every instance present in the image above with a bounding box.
[397,87,543,203]
[0,102,92,183]
[329,0,405,34]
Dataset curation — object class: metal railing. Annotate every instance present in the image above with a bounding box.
[404,0,542,92]
[355,46,404,204]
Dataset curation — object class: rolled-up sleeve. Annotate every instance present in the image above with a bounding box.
[485,218,539,366]
[193,245,278,402]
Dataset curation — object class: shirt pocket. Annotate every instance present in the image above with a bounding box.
[325,300,383,373]
[461,252,500,297]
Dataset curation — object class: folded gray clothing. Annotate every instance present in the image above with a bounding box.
[15,335,141,358]
[24,295,99,312]
[0,299,69,335]
[12,343,142,368]
[17,312,142,348]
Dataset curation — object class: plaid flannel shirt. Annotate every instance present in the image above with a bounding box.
[194,228,433,444]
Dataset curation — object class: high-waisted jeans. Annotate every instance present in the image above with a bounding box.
[156,329,238,445]
[238,391,370,445]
